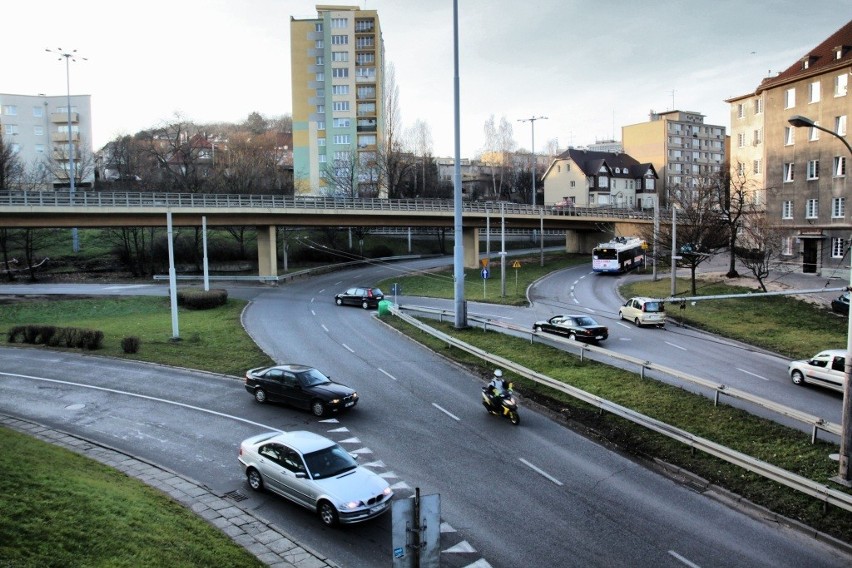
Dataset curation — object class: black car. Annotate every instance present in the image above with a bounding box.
[335,287,384,309]
[244,364,359,417]
[831,292,850,315]
[532,314,609,343]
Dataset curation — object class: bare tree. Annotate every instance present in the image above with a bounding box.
[408,119,433,197]
[735,209,784,292]
[481,115,516,200]
[0,131,23,190]
[322,151,359,197]
[44,137,96,190]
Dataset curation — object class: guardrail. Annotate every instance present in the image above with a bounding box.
[389,305,852,513]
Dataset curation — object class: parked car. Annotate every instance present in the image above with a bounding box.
[533,314,608,343]
[550,199,575,215]
[244,364,358,417]
[788,349,846,393]
[238,430,393,526]
[335,287,385,309]
[619,297,666,327]
[831,292,850,315]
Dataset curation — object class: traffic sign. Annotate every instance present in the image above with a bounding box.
[480,258,489,268]
[481,268,489,279]
[512,260,521,269]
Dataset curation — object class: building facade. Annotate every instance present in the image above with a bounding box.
[726,91,767,207]
[737,19,852,276]
[541,148,658,210]
[622,110,726,206]
[0,93,94,189]
[290,5,384,197]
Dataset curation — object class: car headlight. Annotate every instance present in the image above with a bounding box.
[329,398,341,404]
[343,500,363,510]
[382,487,392,497]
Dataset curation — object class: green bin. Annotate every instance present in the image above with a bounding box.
[377,299,391,315]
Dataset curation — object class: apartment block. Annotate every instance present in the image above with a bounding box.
[290,5,384,197]
[730,19,851,275]
[0,93,94,189]
[622,110,726,206]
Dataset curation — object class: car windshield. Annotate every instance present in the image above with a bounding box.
[300,368,331,387]
[304,444,358,479]
[574,317,597,326]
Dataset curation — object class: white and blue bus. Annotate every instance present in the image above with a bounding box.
[592,237,646,273]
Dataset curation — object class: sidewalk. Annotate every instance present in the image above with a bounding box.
[1,414,339,568]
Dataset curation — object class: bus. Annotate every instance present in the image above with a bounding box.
[592,237,646,273]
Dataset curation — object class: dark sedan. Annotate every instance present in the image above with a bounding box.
[831,292,849,315]
[244,364,359,417]
[533,314,609,343]
[335,287,384,309]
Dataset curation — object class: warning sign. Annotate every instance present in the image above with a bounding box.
[512,260,522,269]
[480,258,489,268]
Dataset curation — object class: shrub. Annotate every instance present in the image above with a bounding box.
[368,244,394,258]
[121,336,141,354]
[176,288,228,310]
[7,326,26,343]
[7,325,102,351]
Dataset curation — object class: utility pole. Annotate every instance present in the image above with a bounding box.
[518,116,548,208]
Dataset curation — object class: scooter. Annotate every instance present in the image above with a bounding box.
[481,386,520,425]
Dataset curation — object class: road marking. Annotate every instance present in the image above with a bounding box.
[664,341,687,351]
[616,322,632,329]
[378,368,398,381]
[432,403,460,421]
[342,343,355,353]
[518,457,563,486]
[321,324,329,332]
[737,368,770,381]
[311,309,316,316]
[668,550,701,568]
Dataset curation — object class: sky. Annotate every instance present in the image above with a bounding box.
[4,0,850,158]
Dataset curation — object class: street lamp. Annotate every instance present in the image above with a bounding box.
[518,116,548,207]
[788,114,852,486]
[46,48,86,253]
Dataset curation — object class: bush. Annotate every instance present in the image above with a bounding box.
[7,325,103,350]
[7,326,26,343]
[368,244,394,258]
[121,336,141,354]
[176,288,228,310]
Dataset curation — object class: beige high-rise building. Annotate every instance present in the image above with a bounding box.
[0,93,94,190]
[291,5,384,197]
[622,110,726,206]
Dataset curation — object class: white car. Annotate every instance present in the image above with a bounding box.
[619,297,666,327]
[788,349,846,393]
[238,431,393,526]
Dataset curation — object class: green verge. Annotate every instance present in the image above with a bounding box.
[378,314,852,544]
[0,427,263,568]
[0,296,274,376]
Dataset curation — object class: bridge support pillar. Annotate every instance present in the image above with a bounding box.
[257,226,278,281]
[463,227,480,269]
[564,230,580,254]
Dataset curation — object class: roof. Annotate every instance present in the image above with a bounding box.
[269,431,336,454]
[547,148,657,179]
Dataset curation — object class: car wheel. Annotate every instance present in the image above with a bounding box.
[311,400,326,417]
[568,332,576,341]
[318,500,339,527]
[254,389,267,404]
[534,325,542,332]
[335,297,343,306]
[633,318,642,327]
[246,468,264,491]
[362,300,370,309]
[619,311,625,321]
[791,370,805,386]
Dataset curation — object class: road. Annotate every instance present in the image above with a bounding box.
[0,258,850,567]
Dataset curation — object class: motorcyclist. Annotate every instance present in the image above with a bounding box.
[486,369,513,401]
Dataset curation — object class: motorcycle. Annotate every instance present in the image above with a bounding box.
[481,386,520,425]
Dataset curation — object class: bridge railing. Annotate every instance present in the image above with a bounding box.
[0,190,656,220]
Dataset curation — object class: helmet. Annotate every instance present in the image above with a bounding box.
[493,369,503,377]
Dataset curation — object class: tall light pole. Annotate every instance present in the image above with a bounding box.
[46,48,86,253]
[518,116,548,207]
[452,0,466,328]
[788,114,852,486]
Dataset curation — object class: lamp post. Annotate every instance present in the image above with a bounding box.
[46,48,85,253]
[788,114,852,486]
[518,116,548,207]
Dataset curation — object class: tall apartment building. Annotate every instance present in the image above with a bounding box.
[622,110,726,207]
[291,5,384,197]
[729,19,851,276]
[0,93,94,190]
[726,92,767,207]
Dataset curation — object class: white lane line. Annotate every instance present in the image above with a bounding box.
[617,322,632,329]
[378,368,398,381]
[668,550,702,568]
[0,372,280,431]
[737,368,770,381]
[342,343,355,353]
[321,324,329,332]
[518,457,563,486]
[432,403,460,421]
[311,309,316,316]
[664,341,687,351]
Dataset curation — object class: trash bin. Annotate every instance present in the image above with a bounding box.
[377,299,391,315]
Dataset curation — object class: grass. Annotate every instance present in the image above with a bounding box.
[0,426,264,568]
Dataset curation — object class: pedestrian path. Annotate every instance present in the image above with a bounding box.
[1,414,339,568]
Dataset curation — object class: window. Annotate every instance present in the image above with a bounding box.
[32,106,43,118]
[318,154,326,163]
[317,121,325,130]
[832,237,846,258]
[784,162,795,182]
[331,35,348,45]
[833,197,846,218]
[332,85,349,95]
[809,123,820,141]
[737,104,745,118]
[333,117,350,128]
[736,161,746,176]
[315,23,323,32]
[332,101,350,111]
[315,72,324,82]
[809,81,821,103]
[782,200,793,219]
[33,126,44,136]
[737,132,746,147]
[3,124,19,135]
[315,40,324,49]
[782,237,794,255]
[806,198,818,219]
[753,129,762,145]
[332,51,348,62]
[317,138,326,146]
[784,126,794,145]
[356,67,375,78]
[333,134,351,144]
[835,156,848,176]
[836,115,847,136]
[754,98,763,114]
[784,88,796,108]
[316,104,325,114]
[356,53,375,65]
[358,134,376,147]
[807,159,819,180]
[836,73,848,97]
[34,144,45,153]
[316,55,324,66]
[331,17,348,28]
[2,105,17,116]
[332,68,349,78]
[753,159,762,175]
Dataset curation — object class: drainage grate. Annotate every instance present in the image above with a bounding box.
[224,490,248,502]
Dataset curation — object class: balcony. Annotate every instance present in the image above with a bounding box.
[50,112,79,124]
[51,131,80,143]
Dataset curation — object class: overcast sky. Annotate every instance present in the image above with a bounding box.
[5,1,849,157]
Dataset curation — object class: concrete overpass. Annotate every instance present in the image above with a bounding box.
[0,191,655,277]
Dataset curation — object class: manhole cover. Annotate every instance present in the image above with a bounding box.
[224,490,248,502]
[65,403,86,410]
